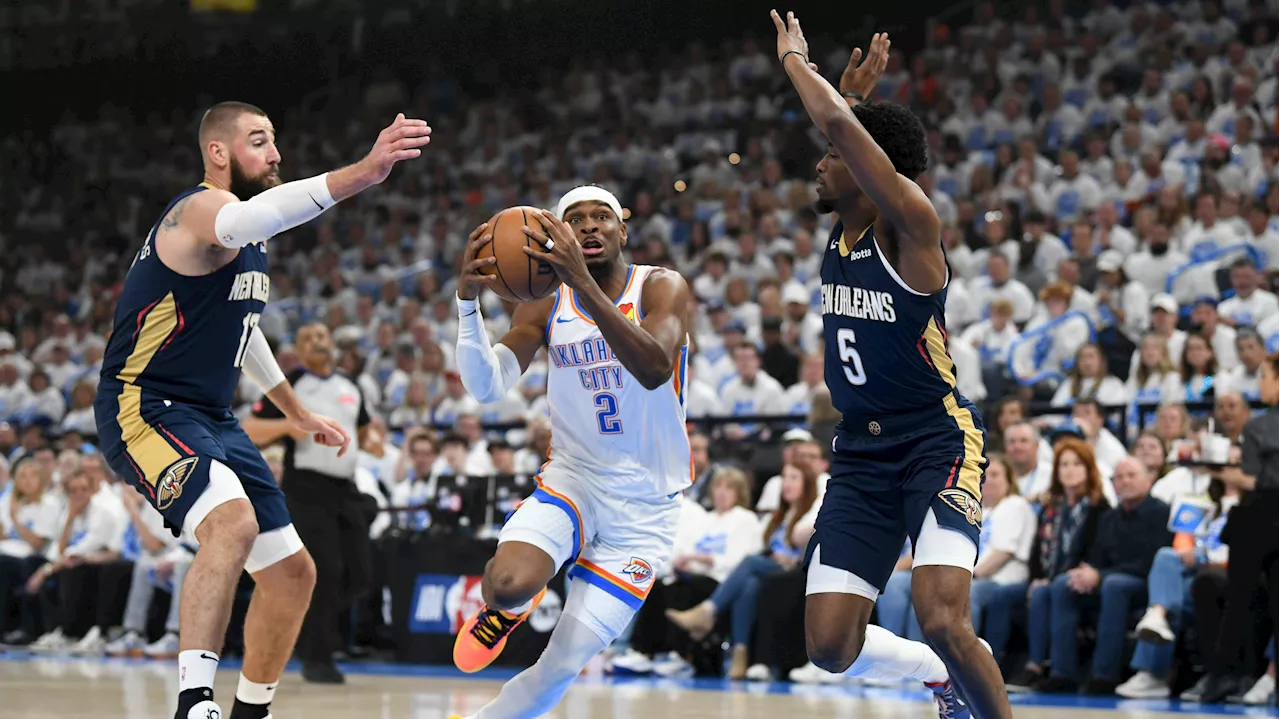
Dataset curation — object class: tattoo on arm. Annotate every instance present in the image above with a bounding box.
[160,196,191,231]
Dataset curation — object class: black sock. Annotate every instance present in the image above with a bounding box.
[175,687,214,719]
[229,699,272,719]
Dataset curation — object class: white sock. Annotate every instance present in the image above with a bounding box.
[477,614,606,719]
[844,624,948,684]
[503,597,534,615]
[178,649,220,693]
[236,675,278,706]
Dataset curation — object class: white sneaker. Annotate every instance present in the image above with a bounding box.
[1242,673,1277,705]
[1135,608,1175,644]
[608,649,654,675]
[651,652,693,679]
[29,629,68,653]
[1116,670,1170,699]
[788,661,845,684]
[745,663,772,682]
[105,630,144,657]
[143,631,180,659]
[184,700,223,719]
[68,626,105,656]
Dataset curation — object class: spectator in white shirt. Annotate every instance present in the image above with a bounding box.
[0,458,60,581]
[969,454,1038,664]
[1125,224,1188,296]
[1032,149,1103,223]
[1244,201,1279,270]
[784,352,825,418]
[1014,281,1092,385]
[1145,293,1189,370]
[692,250,731,302]
[1217,259,1278,328]
[1178,333,1220,405]
[1206,78,1263,140]
[1036,85,1086,154]
[1189,298,1240,371]
[673,467,765,584]
[1094,250,1150,343]
[960,297,1020,399]
[719,344,789,439]
[1180,191,1244,257]
[1052,343,1129,408]
[1005,422,1052,499]
[19,371,65,425]
[970,251,1037,324]
[59,381,97,437]
[1127,332,1185,408]
[781,283,822,356]
[1218,329,1268,400]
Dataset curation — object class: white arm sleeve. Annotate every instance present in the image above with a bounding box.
[241,325,287,392]
[455,296,522,404]
[213,173,334,248]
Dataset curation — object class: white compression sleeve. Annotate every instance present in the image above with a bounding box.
[240,325,287,393]
[213,173,334,248]
[455,296,522,404]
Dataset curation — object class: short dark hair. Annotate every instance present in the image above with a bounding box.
[852,102,929,180]
[199,101,268,144]
[440,432,469,449]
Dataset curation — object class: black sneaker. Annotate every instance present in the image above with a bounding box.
[301,660,346,684]
[1006,666,1044,693]
[2,630,31,647]
[1034,675,1078,694]
[1081,677,1119,696]
[1200,674,1247,704]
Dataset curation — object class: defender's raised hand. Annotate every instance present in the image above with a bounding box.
[360,113,432,185]
[457,222,497,301]
[841,32,891,100]
[771,10,810,67]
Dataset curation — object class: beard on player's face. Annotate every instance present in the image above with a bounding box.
[228,154,280,201]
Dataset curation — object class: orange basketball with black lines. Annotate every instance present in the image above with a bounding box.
[477,206,559,303]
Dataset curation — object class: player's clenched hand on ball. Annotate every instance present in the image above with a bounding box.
[521,209,591,290]
[457,222,497,302]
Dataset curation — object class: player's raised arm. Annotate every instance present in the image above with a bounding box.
[771,12,939,244]
[453,222,553,403]
[183,112,432,250]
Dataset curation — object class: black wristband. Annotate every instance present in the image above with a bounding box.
[842,91,866,102]
[779,50,807,66]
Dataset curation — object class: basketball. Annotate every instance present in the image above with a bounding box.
[477,206,559,303]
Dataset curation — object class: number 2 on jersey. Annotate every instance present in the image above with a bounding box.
[836,327,867,385]
[594,392,623,434]
[233,312,262,368]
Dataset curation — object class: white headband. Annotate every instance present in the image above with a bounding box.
[554,185,625,221]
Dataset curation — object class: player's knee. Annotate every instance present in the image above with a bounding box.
[483,558,543,610]
[806,630,859,674]
[195,498,259,553]
[277,548,317,596]
[915,601,968,655]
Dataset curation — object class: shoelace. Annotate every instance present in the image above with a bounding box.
[469,608,519,649]
[933,692,958,719]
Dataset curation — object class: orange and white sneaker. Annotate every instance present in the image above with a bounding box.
[453,587,547,673]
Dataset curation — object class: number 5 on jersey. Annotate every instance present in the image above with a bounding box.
[233,312,262,368]
[837,327,867,385]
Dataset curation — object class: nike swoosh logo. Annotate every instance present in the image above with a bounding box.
[461,310,477,317]
[307,193,323,210]
[555,316,575,324]
[199,652,217,661]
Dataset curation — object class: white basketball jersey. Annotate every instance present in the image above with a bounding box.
[542,265,691,499]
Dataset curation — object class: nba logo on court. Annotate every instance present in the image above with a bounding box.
[621,557,652,584]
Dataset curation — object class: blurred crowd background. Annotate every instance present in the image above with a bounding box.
[0,0,1277,707]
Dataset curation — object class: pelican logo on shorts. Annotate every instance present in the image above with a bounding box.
[938,488,983,526]
[621,557,653,584]
[868,420,882,435]
[156,457,199,511]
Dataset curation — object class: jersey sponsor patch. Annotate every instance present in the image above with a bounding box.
[156,456,199,511]
[621,557,652,584]
[938,488,983,526]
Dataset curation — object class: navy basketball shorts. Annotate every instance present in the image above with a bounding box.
[95,386,292,551]
[803,390,988,595]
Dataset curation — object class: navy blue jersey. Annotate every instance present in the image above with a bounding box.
[99,184,270,413]
[820,220,958,417]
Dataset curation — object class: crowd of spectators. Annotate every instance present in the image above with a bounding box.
[0,0,1277,707]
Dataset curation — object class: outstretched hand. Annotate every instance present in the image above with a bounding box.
[770,10,817,71]
[841,32,891,100]
[360,113,432,185]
